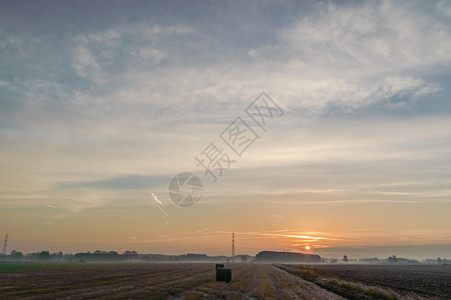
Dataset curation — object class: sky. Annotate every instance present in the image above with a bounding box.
[1,0,451,260]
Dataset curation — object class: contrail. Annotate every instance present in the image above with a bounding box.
[157,205,170,218]
[151,192,170,218]
[151,192,164,206]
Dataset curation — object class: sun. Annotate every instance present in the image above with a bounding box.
[305,245,311,250]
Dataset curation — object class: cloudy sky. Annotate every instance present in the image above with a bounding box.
[1,0,450,259]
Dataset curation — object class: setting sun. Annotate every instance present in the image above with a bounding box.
[305,245,311,251]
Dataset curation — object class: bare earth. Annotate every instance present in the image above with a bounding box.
[0,263,448,299]
[292,264,451,299]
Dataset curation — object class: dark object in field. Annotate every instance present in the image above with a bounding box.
[215,263,224,269]
[216,268,232,282]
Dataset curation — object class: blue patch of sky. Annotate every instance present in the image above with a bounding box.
[58,174,169,190]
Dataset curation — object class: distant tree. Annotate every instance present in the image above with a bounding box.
[10,250,23,260]
[388,255,398,264]
[124,250,138,261]
[343,255,349,263]
[64,253,73,262]
[437,257,442,263]
[49,251,64,261]
[255,251,322,263]
[38,251,50,261]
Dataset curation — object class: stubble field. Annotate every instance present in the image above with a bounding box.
[0,262,449,299]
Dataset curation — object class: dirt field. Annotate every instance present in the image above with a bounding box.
[278,264,451,300]
[295,264,451,299]
[0,263,449,299]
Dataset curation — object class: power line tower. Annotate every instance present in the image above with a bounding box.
[231,232,235,263]
[2,234,8,255]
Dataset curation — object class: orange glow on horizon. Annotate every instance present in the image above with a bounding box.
[305,245,311,250]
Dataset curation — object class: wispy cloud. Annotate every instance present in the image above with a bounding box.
[228,230,336,241]
[58,175,167,190]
